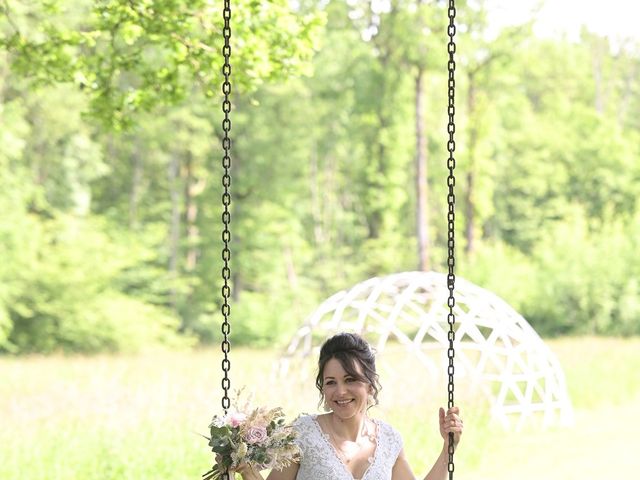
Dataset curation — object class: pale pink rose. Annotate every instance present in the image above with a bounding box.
[227,412,247,428]
[244,425,268,444]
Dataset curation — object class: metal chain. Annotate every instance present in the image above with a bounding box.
[220,2,232,479]
[445,1,457,478]
[221,0,232,415]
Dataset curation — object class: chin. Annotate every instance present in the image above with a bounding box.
[333,404,365,418]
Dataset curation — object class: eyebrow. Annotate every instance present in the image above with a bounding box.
[324,374,354,380]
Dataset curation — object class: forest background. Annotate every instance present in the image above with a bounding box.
[1,0,639,355]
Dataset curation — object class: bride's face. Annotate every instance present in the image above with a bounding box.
[322,357,371,419]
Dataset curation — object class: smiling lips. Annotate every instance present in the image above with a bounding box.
[335,399,354,406]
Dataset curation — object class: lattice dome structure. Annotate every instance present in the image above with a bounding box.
[278,271,573,430]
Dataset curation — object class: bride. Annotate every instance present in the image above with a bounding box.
[228,332,463,480]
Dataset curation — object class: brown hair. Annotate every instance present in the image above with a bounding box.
[315,332,381,406]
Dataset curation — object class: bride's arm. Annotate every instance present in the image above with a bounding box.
[391,448,418,480]
[234,462,299,480]
[266,463,299,480]
[421,446,448,480]
[391,446,447,480]
[392,407,463,480]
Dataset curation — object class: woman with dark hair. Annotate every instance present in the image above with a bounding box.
[231,332,463,480]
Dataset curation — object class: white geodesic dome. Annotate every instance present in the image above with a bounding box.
[279,271,573,430]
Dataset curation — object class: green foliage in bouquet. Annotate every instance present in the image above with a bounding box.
[203,401,300,480]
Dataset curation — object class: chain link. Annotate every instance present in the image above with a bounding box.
[220,2,232,479]
[445,1,457,478]
[221,0,232,416]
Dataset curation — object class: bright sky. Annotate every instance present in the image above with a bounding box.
[487,0,640,42]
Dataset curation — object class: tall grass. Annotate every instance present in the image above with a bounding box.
[2,337,639,479]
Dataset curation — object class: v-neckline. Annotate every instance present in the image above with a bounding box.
[311,414,380,480]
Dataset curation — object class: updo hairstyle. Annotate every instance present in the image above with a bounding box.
[315,332,381,406]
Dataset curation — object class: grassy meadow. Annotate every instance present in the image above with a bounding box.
[2,336,640,479]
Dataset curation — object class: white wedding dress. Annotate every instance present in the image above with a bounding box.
[292,414,403,480]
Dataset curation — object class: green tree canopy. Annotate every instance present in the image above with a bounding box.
[1,0,323,127]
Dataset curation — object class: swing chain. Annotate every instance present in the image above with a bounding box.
[221,0,232,417]
[219,2,232,479]
[445,0,457,478]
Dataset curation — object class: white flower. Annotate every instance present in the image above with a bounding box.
[231,441,248,465]
[209,415,226,428]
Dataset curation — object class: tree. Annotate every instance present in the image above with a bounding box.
[0,0,324,352]
[0,0,323,127]
[455,1,530,256]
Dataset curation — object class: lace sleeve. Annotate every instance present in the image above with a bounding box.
[379,421,404,463]
[291,414,311,457]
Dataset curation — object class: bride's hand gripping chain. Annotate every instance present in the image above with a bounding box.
[439,406,463,451]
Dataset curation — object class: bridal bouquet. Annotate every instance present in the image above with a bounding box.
[203,398,300,480]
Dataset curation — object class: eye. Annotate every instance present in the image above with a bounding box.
[345,377,355,383]
[325,380,336,385]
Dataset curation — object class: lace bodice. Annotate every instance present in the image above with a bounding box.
[292,414,403,480]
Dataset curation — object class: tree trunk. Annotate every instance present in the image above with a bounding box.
[465,75,478,256]
[368,34,392,242]
[592,44,604,115]
[129,136,143,230]
[364,115,387,241]
[283,243,299,290]
[618,57,638,127]
[184,151,206,272]
[230,145,240,303]
[310,143,324,245]
[415,66,430,271]
[168,154,180,311]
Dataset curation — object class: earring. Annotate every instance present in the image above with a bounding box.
[323,398,331,412]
